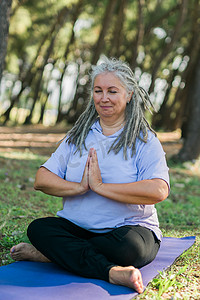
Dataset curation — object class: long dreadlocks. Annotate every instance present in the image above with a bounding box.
[66,57,156,159]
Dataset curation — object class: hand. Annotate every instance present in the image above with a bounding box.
[79,156,90,194]
[88,148,103,193]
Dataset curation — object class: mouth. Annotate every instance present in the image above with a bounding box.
[100,106,112,109]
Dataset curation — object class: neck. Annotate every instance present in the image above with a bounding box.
[99,117,125,136]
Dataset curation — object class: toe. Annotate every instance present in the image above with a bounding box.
[10,246,16,254]
[135,281,142,293]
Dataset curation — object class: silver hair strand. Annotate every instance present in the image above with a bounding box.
[66,56,156,159]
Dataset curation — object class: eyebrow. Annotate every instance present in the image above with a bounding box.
[94,85,119,90]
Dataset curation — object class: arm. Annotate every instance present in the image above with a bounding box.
[34,157,90,197]
[88,149,169,205]
[92,179,169,205]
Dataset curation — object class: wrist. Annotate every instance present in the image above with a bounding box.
[92,182,104,194]
[78,182,89,195]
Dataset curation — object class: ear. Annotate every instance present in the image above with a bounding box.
[127,91,134,103]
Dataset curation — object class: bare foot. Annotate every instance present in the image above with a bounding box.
[109,266,144,294]
[10,242,50,263]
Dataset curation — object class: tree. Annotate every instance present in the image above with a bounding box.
[0,0,12,245]
[0,0,199,162]
[0,0,12,82]
[91,0,117,64]
[152,0,200,132]
[176,54,200,162]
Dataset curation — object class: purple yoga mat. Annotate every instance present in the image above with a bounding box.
[0,236,195,300]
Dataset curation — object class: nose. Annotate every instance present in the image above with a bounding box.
[101,92,109,102]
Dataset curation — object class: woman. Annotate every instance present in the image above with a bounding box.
[10,57,169,294]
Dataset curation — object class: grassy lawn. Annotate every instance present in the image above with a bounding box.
[0,150,199,299]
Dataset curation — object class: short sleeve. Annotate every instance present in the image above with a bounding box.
[41,137,72,179]
[136,133,170,188]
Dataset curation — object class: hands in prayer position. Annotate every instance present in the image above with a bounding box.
[80,148,103,194]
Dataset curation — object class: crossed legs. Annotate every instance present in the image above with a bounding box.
[10,217,160,294]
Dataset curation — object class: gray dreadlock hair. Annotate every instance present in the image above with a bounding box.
[66,56,156,159]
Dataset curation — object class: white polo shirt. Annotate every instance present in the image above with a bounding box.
[42,120,170,241]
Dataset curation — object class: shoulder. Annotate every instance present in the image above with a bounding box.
[50,135,76,158]
[134,130,166,164]
[136,130,161,150]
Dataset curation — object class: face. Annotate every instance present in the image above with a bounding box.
[93,72,129,122]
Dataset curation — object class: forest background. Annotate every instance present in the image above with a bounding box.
[0,0,200,161]
[0,0,199,299]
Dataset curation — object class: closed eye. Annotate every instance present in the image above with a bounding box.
[109,90,117,94]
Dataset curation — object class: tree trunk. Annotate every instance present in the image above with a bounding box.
[23,5,71,124]
[161,1,200,132]
[148,0,188,94]
[0,4,73,124]
[173,0,200,132]
[0,0,12,239]
[23,34,57,124]
[63,0,117,124]
[56,0,84,124]
[130,0,145,69]
[38,94,49,123]
[177,54,200,162]
[110,0,127,57]
[152,67,179,129]
[91,0,117,64]
[144,3,180,38]
[0,25,54,122]
[152,0,199,131]
[0,0,12,82]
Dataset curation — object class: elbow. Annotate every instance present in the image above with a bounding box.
[155,193,167,203]
[34,183,39,190]
[152,179,169,203]
[34,167,48,191]
[34,176,46,191]
[34,181,46,192]
[34,180,42,191]
[155,185,169,203]
[34,168,45,191]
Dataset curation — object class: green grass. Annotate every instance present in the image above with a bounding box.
[0,151,199,299]
[0,151,62,265]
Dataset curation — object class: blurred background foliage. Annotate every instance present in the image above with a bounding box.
[0,0,200,161]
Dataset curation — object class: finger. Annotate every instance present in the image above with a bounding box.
[89,150,95,164]
[94,150,99,165]
[86,155,90,166]
[94,149,98,159]
[83,158,90,180]
[89,148,95,157]
[90,148,96,159]
[84,157,89,170]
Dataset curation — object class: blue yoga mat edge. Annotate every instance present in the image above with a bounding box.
[0,236,196,300]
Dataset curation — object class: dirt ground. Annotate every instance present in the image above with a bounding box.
[0,125,183,158]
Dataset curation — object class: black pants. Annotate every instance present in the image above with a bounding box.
[27,217,160,282]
